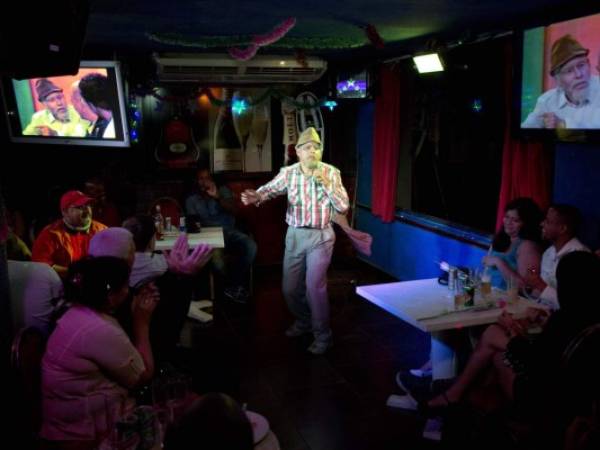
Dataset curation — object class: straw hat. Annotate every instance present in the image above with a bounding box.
[295,127,321,149]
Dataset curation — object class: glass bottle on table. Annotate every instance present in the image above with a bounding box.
[153,205,164,240]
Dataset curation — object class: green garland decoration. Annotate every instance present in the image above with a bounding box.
[146,32,367,50]
[141,86,334,111]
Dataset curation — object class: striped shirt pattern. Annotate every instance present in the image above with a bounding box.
[256,162,349,229]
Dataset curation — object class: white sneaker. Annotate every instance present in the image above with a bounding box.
[187,303,213,323]
[422,417,443,441]
[386,394,418,411]
[307,340,332,355]
[409,368,433,378]
[285,322,312,338]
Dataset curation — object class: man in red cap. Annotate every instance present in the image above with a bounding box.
[522,34,600,129]
[32,190,107,277]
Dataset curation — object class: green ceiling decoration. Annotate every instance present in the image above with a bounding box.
[146,32,367,50]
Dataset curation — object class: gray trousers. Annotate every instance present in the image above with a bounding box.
[282,225,335,343]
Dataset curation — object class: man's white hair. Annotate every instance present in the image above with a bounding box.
[89,227,134,260]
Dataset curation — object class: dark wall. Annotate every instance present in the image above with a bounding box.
[554,143,600,250]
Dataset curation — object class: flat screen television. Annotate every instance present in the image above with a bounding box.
[1,61,130,147]
[519,12,600,131]
[336,69,369,99]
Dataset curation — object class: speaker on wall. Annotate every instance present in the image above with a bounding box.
[0,0,90,79]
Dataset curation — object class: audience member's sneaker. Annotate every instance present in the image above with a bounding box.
[307,340,332,355]
[386,394,418,411]
[422,417,443,441]
[395,371,432,403]
[285,322,312,338]
[410,368,433,378]
[224,286,250,304]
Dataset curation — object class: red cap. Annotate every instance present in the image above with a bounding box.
[60,190,93,210]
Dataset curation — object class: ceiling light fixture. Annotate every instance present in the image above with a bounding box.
[412,53,444,74]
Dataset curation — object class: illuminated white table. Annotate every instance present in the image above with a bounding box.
[357,278,543,379]
[154,227,225,251]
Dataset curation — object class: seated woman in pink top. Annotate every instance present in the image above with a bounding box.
[40,256,159,448]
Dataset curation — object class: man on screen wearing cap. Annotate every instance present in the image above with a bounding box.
[241,127,349,355]
[32,190,107,278]
[522,34,600,129]
[22,78,90,137]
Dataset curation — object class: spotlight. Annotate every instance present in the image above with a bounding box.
[412,53,444,74]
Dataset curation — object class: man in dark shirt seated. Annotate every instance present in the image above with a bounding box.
[185,167,257,303]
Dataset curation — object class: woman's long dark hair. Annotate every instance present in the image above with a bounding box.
[492,197,543,252]
[64,256,130,311]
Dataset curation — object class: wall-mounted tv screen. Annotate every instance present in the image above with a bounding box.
[336,70,369,99]
[520,13,600,130]
[1,61,130,147]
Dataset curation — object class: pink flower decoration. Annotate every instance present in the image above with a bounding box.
[229,17,296,61]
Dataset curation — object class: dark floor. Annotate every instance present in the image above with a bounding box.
[177,257,439,450]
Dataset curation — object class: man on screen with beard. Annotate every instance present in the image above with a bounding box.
[522,34,600,129]
[22,78,90,137]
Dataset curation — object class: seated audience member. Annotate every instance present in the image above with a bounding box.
[22,78,90,137]
[426,251,600,449]
[93,223,212,362]
[526,204,589,309]
[163,393,254,450]
[7,260,63,336]
[40,257,159,447]
[83,176,121,227]
[398,197,544,386]
[32,190,107,278]
[483,197,543,289]
[185,167,257,303]
[6,229,31,261]
[87,227,136,268]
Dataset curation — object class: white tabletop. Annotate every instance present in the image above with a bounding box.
[154,227,225,251]
[356,278,542,333]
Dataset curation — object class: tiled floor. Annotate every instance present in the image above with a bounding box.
[178,258,439,450]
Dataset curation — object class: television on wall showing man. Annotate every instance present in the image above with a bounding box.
[1,61,130,147]
[520,13,600,130]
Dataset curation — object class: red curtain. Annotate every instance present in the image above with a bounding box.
[371,66,401,222]
[495,43,551,230]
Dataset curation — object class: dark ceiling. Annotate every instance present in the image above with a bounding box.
[85,0,596,58]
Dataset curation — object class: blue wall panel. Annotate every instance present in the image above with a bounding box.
[356,102,374,207]
[554,143,600,250]
[357,208,487,281]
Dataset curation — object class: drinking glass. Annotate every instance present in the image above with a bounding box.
[505,276,519,304]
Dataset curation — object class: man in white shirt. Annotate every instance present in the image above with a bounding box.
[526,204,589,308]
[522,35,600,129]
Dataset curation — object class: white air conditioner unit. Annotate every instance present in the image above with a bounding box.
[154,53,327,84]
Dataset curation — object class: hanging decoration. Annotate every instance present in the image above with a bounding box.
[228,17,296,61]
[364,24,385,49]
[133,85,339,113]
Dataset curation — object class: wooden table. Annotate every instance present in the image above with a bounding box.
[154,227,225,251]
[356,278,544,379]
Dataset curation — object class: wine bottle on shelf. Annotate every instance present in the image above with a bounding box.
[213,88,242,171]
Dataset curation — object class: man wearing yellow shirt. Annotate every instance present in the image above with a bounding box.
[22,78,90,137]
